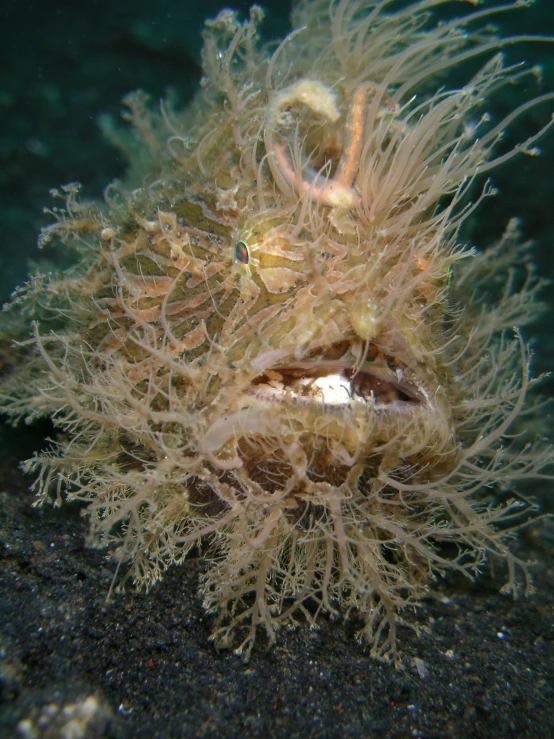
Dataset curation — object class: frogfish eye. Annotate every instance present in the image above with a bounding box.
[235,241,249,264]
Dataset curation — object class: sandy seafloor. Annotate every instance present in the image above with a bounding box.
[1,1,554,737]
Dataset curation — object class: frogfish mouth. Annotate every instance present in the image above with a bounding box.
[201,337,454,489]
[249,341,426,409]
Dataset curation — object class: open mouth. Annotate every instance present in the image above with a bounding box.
[249,342,426,410]
[202,341,435,455]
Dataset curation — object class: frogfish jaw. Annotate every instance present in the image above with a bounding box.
[199,337,456,493]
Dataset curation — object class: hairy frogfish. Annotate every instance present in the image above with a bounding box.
[1,0,553,660]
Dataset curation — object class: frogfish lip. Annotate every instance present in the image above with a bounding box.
[248,341,428,410]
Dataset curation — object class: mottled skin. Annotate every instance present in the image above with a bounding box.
[1,0,553,660]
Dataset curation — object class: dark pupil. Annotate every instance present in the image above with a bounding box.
[235,242,249,264]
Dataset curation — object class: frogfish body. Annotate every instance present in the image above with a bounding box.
[1,0,553,660]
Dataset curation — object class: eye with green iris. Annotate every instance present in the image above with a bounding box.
[235,241,249,265]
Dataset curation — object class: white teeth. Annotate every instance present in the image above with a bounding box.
[250,373,345,404]
[303,373,353,405]
[250,369,420,409]
[248,346,426,410]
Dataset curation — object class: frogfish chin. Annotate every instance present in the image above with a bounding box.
[1,0,553,661]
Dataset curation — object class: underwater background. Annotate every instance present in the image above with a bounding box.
[0,1,553,737]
